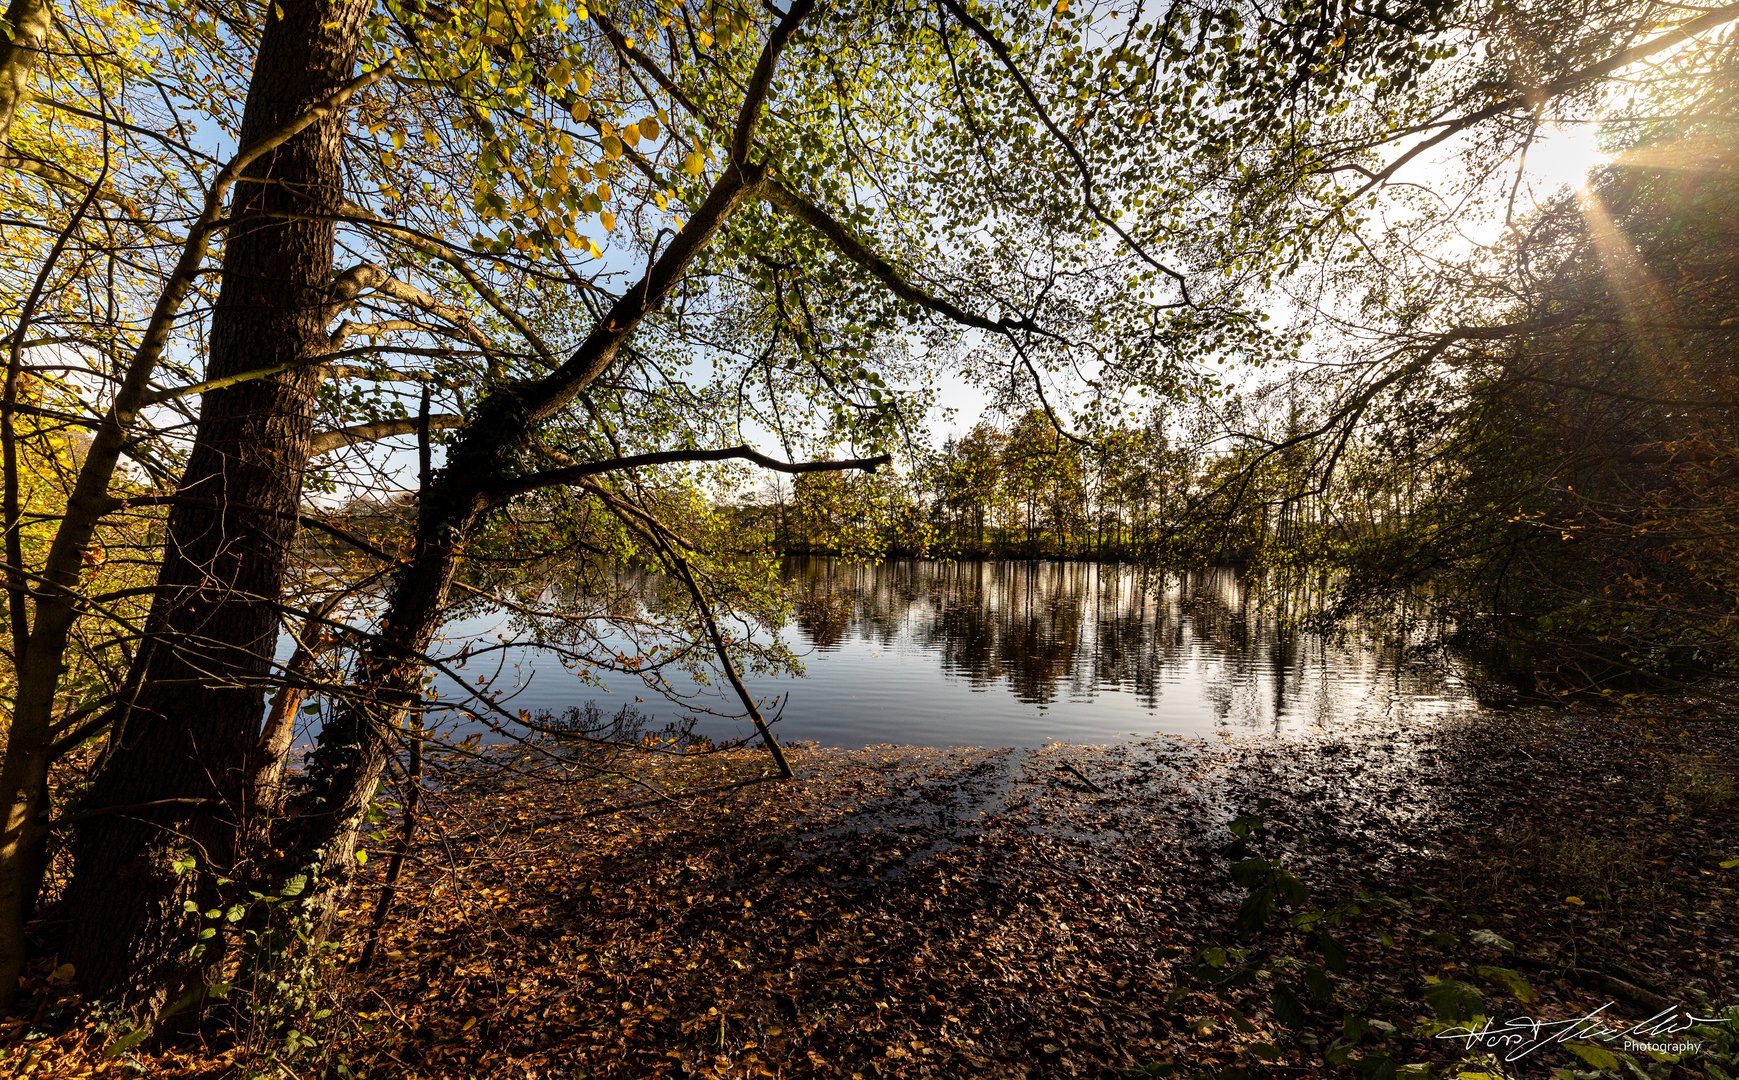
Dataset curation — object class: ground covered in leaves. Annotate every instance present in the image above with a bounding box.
[6,695,1738,1078]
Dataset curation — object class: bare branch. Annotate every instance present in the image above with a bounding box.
[484,444,891,505]
[310,414,465,455]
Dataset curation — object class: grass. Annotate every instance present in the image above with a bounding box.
[1667,759,1736,813]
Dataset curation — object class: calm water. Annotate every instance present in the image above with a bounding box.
[425,559,1477,748]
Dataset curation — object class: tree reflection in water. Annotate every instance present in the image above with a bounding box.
[433,557,1472,746]
[783,558,1463,732]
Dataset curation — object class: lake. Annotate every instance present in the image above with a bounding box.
[427,558,1477,748]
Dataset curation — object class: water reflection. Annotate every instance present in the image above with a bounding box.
[429,558,1474,747]
[764,559,1470,744]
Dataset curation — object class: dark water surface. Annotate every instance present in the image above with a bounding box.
[428,559,1477,748]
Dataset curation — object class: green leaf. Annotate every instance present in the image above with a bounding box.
[1319,931,1349,973]
[1422,977,1483,1022]
[1272,982,1308,1029]
[105,1026,153,1057]
[1228,813,1263,839]
[1230,856,1270,887]
[1273,867,1310,906]
[1475,964,1537,1003]
[1237,886,1276,938]
[1358,1054,1398,1080]
[1565,1042,1622,1071]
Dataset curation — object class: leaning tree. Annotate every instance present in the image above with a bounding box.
[3,0,1541,1022]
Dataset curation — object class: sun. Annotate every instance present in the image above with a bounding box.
[1524,122,1610,196]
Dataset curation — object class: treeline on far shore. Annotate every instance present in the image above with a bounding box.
[735,410,1253,565]
[731,407,1374,570]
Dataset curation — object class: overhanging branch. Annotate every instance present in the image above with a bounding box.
[761,178,1032,336]
[484,445,891,505]
[311,414,464,455]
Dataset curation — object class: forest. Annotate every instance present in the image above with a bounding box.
[1,0,1736,1076]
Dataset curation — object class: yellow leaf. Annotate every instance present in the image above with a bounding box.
[602,134,623,159]
[597,181,612,202]
[697,30,713,46]
[569,99,591,123]
[640,115,661,141]
[1565,895,1585,906]
[600,210,616,231]
[621,122,641,148]
[682,151,705,176]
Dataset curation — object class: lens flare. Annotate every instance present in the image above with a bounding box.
[1526,122,1610,195]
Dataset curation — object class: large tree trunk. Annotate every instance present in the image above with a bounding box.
[0,0,52,153]
[0,0,57,1012]
[61,1,366,1017]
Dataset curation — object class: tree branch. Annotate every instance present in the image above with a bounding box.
[310,414,464,455]
[935,0,1192,301]
[761,177,1030,335]
[484,444,890,505]
[1331,2,1739,206]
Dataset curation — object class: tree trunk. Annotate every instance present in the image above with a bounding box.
[62,0,366,1018]
[0,0,58,1012]
[0,0,52,153]
[253,606,336,816]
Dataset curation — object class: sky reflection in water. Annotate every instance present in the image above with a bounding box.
[431,559,1476,748]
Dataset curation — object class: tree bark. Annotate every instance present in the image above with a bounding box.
[0,0,52,153]
[62,0,367,1017]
